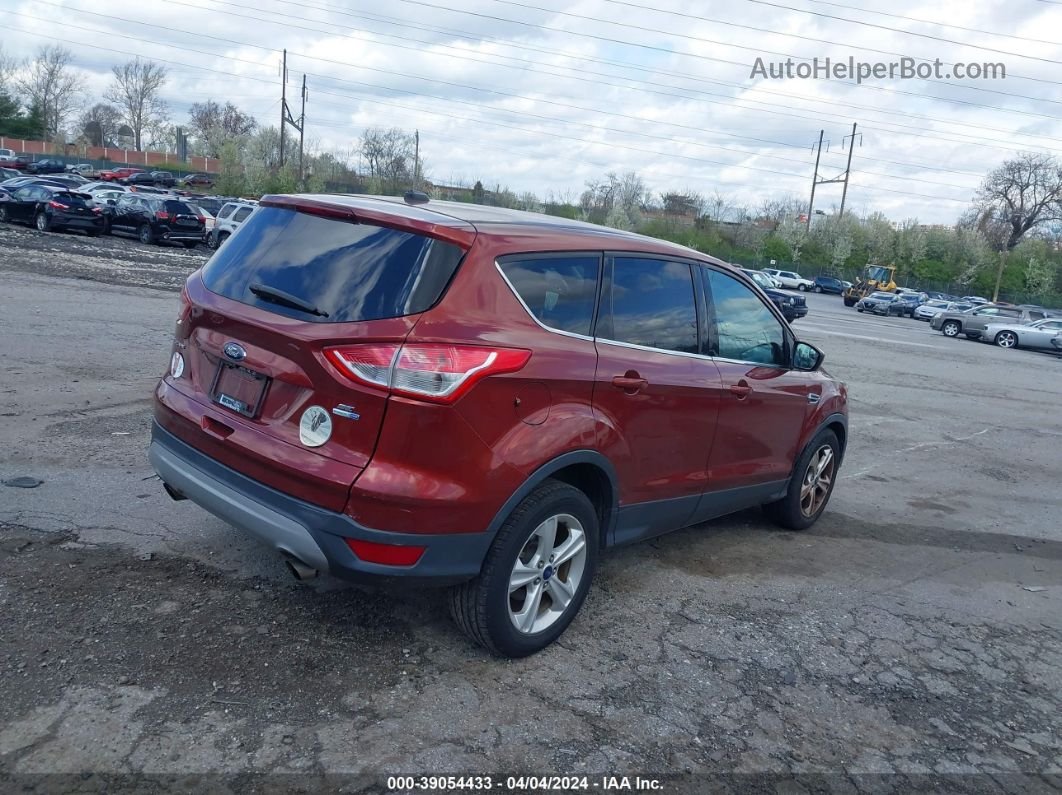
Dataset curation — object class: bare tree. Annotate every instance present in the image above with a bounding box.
[360,127,415,194]
[972,152,1062,251]
[17,45,84,141]
[188,100,257,156]
[78,103,123,147]
[104,58,168,151]
[0,45,18,95]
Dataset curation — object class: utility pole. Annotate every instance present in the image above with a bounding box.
[838,122,861,219]
[992,250,1007,302]
[413,129,420,189]
[279,49,287,169]
[806,126,856,230]
[298,74,307,186]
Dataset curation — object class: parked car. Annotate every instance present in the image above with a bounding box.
[931,304,1050,339]
[209,200,257,248]
[962,296,989,305]
[913,299,963,321]
[25,158,67,174]
[979,317,1062,351]
[812,276,845,294]
[741,268,808,321]
[0,148,30,169]
[99,167,144,182]
[0,184,104,235]
[891,292,928,317]
[190,196,225,216]
[85,187,127,210]
[42,173,90,188]
[189,204,216,241]
[181,173,215,188]
[104,194,205,247]
[79,181,129,195]
[0,167,20,181]
[123,171,162,186]
[151,171,177,187]
[66,163,98,177]
[925,291,959,302]
[763,268,815,291]
[149,194,849,657]
[855,292,899,315]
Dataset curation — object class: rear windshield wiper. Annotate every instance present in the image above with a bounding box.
[249,283,329,318]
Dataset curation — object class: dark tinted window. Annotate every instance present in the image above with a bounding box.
[217,204,236,219]
[704,269,786,366]
[499,255,599,335]
[163,200,195,214]
[195,198,222,215]
[600,257,697,353]
[202,206,465,324]
[233,207,253,223]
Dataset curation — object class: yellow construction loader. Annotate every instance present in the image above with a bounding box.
[843,264,898,306]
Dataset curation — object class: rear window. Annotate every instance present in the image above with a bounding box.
[201,206,465,323]
[163,200,195,214]
[498,255,600,335]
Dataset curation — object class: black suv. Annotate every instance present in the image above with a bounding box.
[813,276,844,295]
[105,195,204,247]
[742,269,808,322]
[26,158,66,174]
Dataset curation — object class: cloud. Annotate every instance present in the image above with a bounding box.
[2,0,1059,223]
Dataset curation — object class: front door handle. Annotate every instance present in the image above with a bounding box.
[729,380,752,400]
[612,372,648,393]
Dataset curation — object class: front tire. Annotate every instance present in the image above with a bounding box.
[764,429,840,531]
[941,320,961,337]
[994,331,1018,348]
[448,480,599,658]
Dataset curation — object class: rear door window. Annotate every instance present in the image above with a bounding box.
[201,206,465,323]
[498,255,600,335]
[597,257,698,354]
[216,204,236,219]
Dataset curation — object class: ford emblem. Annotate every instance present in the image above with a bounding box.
[223,342,247,361]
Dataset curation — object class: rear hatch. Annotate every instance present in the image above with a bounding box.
[161,199,203,232]
[169,200,473,510]
[50,190,96,218]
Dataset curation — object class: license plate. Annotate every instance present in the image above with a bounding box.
[211,362,269,418]
[177,219,196,226]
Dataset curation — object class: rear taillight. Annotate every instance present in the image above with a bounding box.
[156,211,171,221]
[48,200,66,210]
[324,343,531,404]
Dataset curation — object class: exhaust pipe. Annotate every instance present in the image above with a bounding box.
[162,481,187,501]
[284,556,319,581]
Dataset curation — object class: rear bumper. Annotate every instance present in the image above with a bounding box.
[148,421,493,586]
[160,229,203,241]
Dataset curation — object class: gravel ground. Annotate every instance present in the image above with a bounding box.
[0,222,1060,793]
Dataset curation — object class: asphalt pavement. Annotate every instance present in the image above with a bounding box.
[1,223,1059,791]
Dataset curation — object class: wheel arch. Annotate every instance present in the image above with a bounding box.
[485,451,619,549]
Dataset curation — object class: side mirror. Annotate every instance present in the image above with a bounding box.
[793,341,824,372]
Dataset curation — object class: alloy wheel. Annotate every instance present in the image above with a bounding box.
[508,513,588,635]
[36,213,47,231]
[800,445,835,518]
[942,321,960,337]
[996,331,1017,348]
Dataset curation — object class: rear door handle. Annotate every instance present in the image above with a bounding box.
[729,381,752,399]
[611,373,648,393]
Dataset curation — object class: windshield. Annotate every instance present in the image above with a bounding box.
[744,271,772,289]
[869,293,894,300]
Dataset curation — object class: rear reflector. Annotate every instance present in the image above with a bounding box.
[345,538,425,566]
[324,343,530,404]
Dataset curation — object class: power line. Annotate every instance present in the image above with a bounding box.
[397,0,1062,87]
[25,3,1044,169]
[795,0,1062,47]
[730,0,1062,64]
[2,20,976,207]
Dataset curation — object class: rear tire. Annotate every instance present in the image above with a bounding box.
[843,297,856,307]
[35,213,50,232]
[814,285,822,293]
[448,480,599,658]
[764,429,840,531]
[138,224,155,245]
[798,284,807,292]
[0,206,8,223]
[217,232,229,247]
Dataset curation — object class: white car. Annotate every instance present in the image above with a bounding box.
[209,201,258,248]
[79,181,130,195]
[763,268,815,291]
[67,163,98,177]
[913,300,973,321]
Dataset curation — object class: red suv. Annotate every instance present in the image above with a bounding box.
[150,194,848,657]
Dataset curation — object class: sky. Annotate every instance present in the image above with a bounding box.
[1,0,1060,223]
